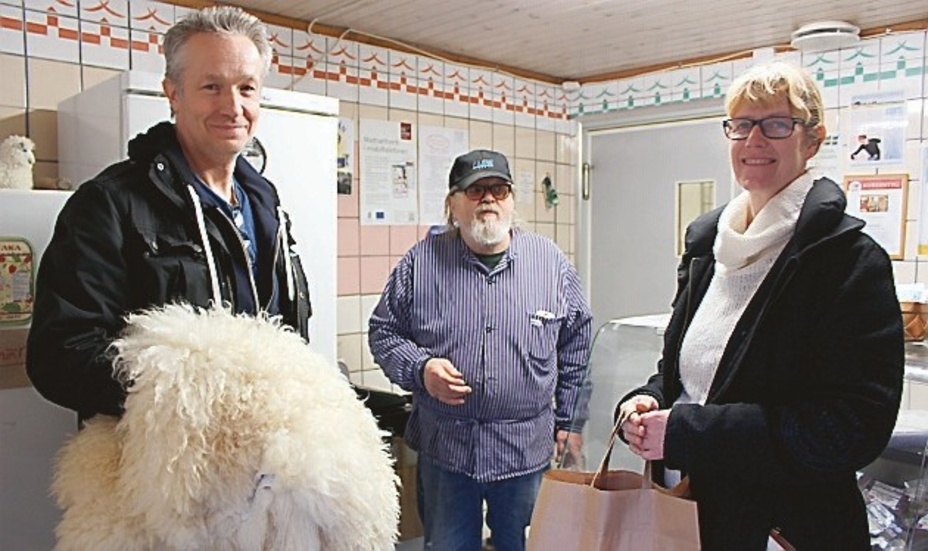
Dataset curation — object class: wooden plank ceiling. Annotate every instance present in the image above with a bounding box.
[192,0,927,82]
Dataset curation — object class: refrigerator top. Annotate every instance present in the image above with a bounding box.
[118,70,338,117]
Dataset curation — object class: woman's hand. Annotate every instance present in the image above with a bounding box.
[633,410,670,461]
[618,395,659,451]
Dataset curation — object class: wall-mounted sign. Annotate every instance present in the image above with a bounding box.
[843,174,909,260]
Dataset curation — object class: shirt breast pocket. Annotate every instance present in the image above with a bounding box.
[526,309,563,362]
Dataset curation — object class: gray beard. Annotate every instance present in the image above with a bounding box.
[468,211,512,246]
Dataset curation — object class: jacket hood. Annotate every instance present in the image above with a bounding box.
[127,121,179,163]
[127,121,275,206]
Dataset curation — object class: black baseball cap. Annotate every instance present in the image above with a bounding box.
[448,149,512,190]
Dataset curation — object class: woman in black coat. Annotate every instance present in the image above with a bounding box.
[617,62,903,550]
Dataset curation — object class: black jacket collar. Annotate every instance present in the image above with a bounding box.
[127,122,280,215]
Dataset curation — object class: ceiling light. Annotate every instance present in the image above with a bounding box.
[791,21,860,52]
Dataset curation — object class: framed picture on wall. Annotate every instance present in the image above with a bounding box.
[843,173,909,260]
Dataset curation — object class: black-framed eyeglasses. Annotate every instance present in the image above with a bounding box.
[458,183,512,201]
[722,117,806,140]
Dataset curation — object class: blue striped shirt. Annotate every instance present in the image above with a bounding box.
[368,229,592,482]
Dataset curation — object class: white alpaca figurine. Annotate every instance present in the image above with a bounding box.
[0,135,36,189]
[52,304,400,551]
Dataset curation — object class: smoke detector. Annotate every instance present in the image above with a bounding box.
[791,21,860,52]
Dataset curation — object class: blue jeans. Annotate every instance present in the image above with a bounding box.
[417,454,545,551]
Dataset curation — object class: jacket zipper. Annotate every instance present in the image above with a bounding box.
[214,211,260,309]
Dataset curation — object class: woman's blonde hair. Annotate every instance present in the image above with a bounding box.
[725,61,825,144]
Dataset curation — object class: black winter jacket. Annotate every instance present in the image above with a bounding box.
[620,177,903,550]
[26,122,312,420]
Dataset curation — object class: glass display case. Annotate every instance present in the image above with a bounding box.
[570,314,668,473]
[861,412,928,551]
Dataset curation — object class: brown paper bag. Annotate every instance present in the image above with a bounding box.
[527,418,700,550]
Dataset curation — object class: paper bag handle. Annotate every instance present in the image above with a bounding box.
[590,409,649,490]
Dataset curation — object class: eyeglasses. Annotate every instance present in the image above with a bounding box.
[458,183,512,201]
[722,117,807,140]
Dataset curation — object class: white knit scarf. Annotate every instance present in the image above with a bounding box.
[713,171,816,272]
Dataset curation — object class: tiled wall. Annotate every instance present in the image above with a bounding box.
[0,0,578,392]
[574,32,928,291]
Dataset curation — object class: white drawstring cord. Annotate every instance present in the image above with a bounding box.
[187,185,223,307]
[277,206,296,301]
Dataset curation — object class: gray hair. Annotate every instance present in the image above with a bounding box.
[163,6,272,83]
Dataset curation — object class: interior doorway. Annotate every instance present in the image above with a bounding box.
[580,116,733,327]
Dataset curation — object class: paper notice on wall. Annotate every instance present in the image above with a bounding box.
[844,174,908,259]
[807,132,841,178]
[418,125,469,226]
[516,170,535,206]
[847,90,907,168]
[359,119,418,225]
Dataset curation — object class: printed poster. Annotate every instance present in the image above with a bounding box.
[807,132,842,178]
[418,125,469,225]
[844,174,908,259]
[847,90,907,167]
[359,119,418,225]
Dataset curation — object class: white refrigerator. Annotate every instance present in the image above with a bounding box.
[0,72,339,549]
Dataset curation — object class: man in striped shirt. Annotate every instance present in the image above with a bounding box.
[369,149,592,551]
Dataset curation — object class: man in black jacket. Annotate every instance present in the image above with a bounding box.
[26,6,312,421]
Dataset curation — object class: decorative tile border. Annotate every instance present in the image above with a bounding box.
[572,31,928,118]
[0,0,568,128]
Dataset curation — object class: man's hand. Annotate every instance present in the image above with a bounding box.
[423,358,472,405]
[555,429,584,469]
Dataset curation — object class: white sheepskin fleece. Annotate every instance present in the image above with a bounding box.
[52,304,399,551]
[0,134,36,189]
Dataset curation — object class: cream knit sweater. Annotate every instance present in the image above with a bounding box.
[676,172,815,406]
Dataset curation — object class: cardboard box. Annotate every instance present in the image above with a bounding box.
[392,437,423,541]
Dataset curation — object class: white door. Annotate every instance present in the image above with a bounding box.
[576,118,734,470]
[586,119,733,326]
